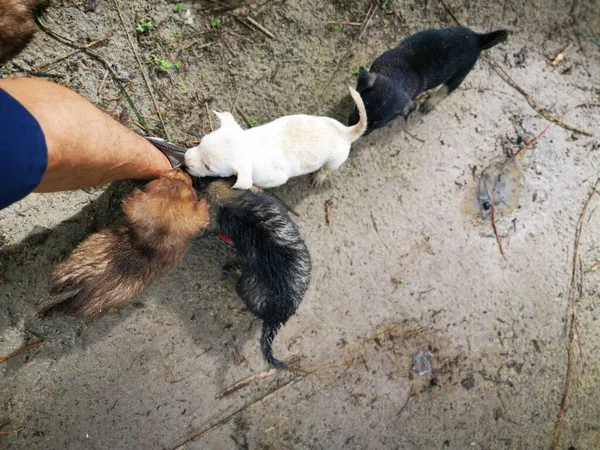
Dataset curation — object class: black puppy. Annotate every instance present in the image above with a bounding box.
[198,179,311,369]
[349,27,508,135]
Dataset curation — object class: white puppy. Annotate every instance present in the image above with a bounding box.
[184,87,367,189]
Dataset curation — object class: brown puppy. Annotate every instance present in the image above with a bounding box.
[0,0,49,64]
[41,169,209,318]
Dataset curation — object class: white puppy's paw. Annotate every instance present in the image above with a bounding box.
[311,169,328,188]
[232,179,253,189]
[233,168,253,189]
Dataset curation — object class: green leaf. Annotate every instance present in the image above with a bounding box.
[135,19,153,35]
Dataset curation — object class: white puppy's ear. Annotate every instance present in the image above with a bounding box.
[212,110,242,131]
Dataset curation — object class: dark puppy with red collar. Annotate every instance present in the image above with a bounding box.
[197,178,311,369]
[349,26,508,135]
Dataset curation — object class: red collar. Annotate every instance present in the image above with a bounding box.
[216,233,235,247]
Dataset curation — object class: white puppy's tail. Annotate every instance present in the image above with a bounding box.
[346,86,367,141]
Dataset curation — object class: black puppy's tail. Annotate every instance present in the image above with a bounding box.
[478,30,508,50]
[260,320,288,370]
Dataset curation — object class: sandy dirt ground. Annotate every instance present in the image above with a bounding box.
[1,0,600,449]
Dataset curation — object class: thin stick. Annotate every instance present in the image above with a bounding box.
[438,0,592,136]
[326,21,362,26]
[233,15,255,34]
[490,185,505,258]
[549,42,574,67]
[0,339,47,364]
[489,103,600,257]
[215,355,301,399]
[235,106,253,128]
[35,18,149,132]
[439,0,461,24]
[183,41,213,52]
[316,49,352,109]
[245,16,275,39]
[552,178,600,450]
[357,3,377,41]
[370,211,390,250]
[485,56,592,136]
[0,425,24,435]
[205,102,214,131]
[170,375,305,449]
[97,69,109,95]
[231,86,241,112]
[403,129,425,144]
[114,0,170,140]
[202,0,256,13]
[34,36,109,71]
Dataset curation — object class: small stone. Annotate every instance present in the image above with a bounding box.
[461,373,475,390]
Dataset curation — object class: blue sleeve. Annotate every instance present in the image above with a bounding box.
[0,87,48,210]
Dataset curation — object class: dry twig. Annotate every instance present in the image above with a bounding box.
[0,339,46,364]
[34,36,109,71]
[206,102,214,132]
[215,355,301,399]
[357,2,377,41]
[97,69,109,95]
[35,18,149,131]
[183,41,213,52]
[552,178,600,450]
[549,42,574,67]
[245,16,275,39]
[370,211,389,250]
[485,57,592,136]
[235,106,253,128]
[0,425,24,436]
[170,375,305,449]
[489,103,600,257]
[231,86,242,112]
[114,0,169,139]
[202,0,256,13]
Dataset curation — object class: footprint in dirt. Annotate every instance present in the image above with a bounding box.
[474,158,522,223]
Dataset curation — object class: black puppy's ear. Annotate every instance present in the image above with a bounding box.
[356,67,376,93]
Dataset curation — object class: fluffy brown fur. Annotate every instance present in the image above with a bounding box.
[41,169,209,318]
[0,0,49,64]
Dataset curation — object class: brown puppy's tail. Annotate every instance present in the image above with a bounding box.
[479,30,508,50]
[40,287,85,317]
[346,86,368,142]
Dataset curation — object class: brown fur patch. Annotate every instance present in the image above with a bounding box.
[42,169,209,318]
[0,0,49,63]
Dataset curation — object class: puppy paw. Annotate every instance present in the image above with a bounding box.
[419,101,436,115]
[311,170,328,188]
